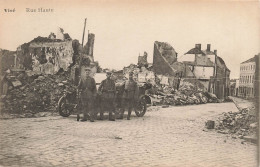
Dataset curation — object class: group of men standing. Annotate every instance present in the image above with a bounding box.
[77,67,139,122]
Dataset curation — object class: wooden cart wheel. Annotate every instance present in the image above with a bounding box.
[58,96,71,117]
[77,114,80,121]
[135,96,147,117]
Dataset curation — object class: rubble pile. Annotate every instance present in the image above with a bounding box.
[163,90,218,106]
[2,71,76,114]
[148,79,219,106]
[215,107,257,137]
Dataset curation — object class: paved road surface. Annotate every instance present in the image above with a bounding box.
[0,102,257,167]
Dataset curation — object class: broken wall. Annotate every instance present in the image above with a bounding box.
[0,49,16,73]
[16,43,32,70]
[29,40,73,74]
[83,33,95,59]
[215,60,227,99]
[153,41,178,76]
[195,54,214,66]
[185,65,196,78]
[72,40,81,64]
[178,54,195,63]
[198,80,210,91]
[193,66,214,79]
[138,52,148,67]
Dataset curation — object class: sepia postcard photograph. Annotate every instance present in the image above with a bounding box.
[0,0,259,166]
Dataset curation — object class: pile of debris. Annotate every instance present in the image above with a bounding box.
[147,79,219,106]
[1,71,76,115]
[215,106,257,138]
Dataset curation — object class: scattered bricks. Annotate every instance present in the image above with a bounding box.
[215,104,257,138]
[19,86,27,90]
[205,120,215,129]
[243,135,257,144]
[58,83,64,87]
[62,80,68,84]
[34,79,41,83]
[55,78,62,83]
[249,122,257,128]
[217,130,228,134]
[24,113,35,118]
[162,105,169,108]
[11,80,22,88]
[38,76,45,80]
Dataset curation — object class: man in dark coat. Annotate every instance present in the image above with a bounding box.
[78,67,97,122]
[119,72,139,120]
[98,71,116,121]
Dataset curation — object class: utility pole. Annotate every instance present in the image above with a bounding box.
[82,18,87,46]
[78,18,87,84]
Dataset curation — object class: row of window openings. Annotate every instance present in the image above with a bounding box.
[240,65,255,71]
[239,87,254,95]
[240,75,255,83]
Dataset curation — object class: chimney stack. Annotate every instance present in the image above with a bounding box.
[214,50,217,55]
[207,44,211,51]
[195,44,201,50]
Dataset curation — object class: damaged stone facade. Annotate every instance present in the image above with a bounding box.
[138,52,148,67]
[152,41,195,79]
[215,56,230,99]
[0,49,16,74]
[29,41,73,74]
[181,44,230,99]
[83,33,95,59]
[153,41,178,76]
[16,31,74,75]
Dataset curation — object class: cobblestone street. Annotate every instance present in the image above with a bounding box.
[0,102,257,167]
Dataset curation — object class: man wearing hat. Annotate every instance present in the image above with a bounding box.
[119,71,139,120]
[98,71,116,121]
[78,67,97,122]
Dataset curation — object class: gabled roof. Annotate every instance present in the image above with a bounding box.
[185,48,205,55]
[217,56,225,65]
[217,56,230,71]
[241,57,255,64]
[202,50,215,55]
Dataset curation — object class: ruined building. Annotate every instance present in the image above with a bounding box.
[138,52,148,68]
[70,33,97,84]
[153,41,178,76]
[153,41,194,78]
[82,33,95,59]
[180,44,230,99]
[16,28,74,75]
[0,49,16,74]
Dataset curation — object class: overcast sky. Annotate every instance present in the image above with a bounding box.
[0,0,259,78]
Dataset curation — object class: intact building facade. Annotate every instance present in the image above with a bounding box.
[179,44,230,100]
[238,56,257,98]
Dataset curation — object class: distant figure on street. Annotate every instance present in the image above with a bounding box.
[78,67,97,122]
[98,71,116,121]
[119,72,139,120]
